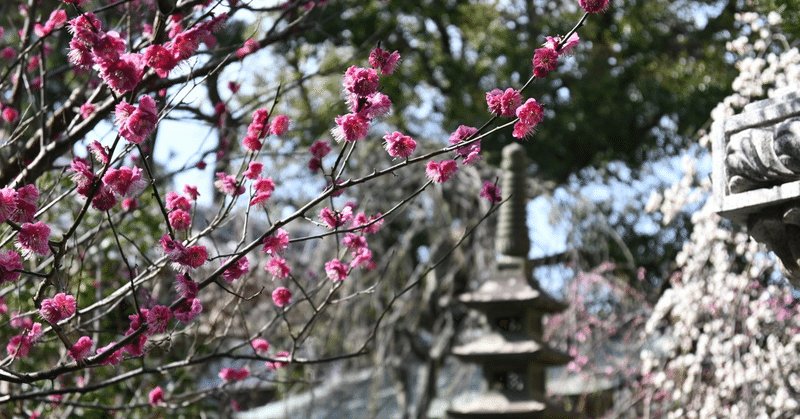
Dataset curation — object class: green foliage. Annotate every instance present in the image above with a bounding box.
[757,0,800,37]
[283,0,740,183]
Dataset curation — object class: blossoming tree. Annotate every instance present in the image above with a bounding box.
[615,9,800,418]
[0,0,617,417]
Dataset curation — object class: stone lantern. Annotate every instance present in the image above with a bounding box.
[711,87,800,285]
[447,143,575,418]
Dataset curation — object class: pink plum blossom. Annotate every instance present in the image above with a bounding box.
[369,47,401,75]
[486,88,522,117]
[175,274,198,300]
[236,38,259,58]
[580,0,610,13]
[544,33,580,55]
[332,113,369,143]
[449,125,481,165]
[325,259,349,282]
[266,257,290,278]
[173,298,202,323]
[168,209,191,231]
[0,188,15,223]
[266,351,290,370]
[149,386,164,406]
[115,95,158,144]
[214,172,245,196]
[513,98,545,139]
[350,247,373,269]
[222,257,249,283]
[144,44,179,78]
[102,166,146,197]
[183,185,200,201]
[96,342,123,365]
[10,184,38,224]
[243,162,263,180]
[7,334,32,358]
[2,107,19,123]
[425,160,458,183]
[383,131,417,158]
[262,229,289,255]
[87,140,109,165]
[342,233,367,250]
[343,66,379,96]
[0,250,23,284]
[319,207,353,229]
[39,293,76,324]
[271,287,292,307]
[166,191,191,211]
[17,222,51,257]
[532,47,559,78]
[146,306,172,335]
[351,212,383,234]
[247,109,270,139]
[219,367,249,382]
[271,115,290,135]
[310,141,331,158]
[480,181,502,203]
[34,10,67,38]
[251,338,270,354]
[99,53,146,94]
[69,336,93,360]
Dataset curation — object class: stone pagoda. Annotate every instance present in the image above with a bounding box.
[447,143,575,418]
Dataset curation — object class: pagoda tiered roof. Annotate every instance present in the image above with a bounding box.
[457,272,568,313]
[451,332,572,365]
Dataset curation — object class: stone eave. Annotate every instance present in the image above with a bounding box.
[452,333,572,365]
[447,391,580,419]
[458,275,568,313]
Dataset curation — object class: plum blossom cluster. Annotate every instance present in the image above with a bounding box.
[324,203,384,275]
[0,1,612,413]
[68,11,227,92]
[479,181,502,204]
[39,293,76,324]
[249,174,276,208]
[68,146,147,212]
[308,140,332,173]
[263,228,291,281]
[165,189,195,232]
[6,322,42,358]
[160,233,208,273]
[322,208,383,282]
[0,185,51,258]
[544,263,650,397]
[242,108,291,151]
[115,96,159,145]
[331,48,397,143]
[225,341,290,378]
[34,10,67,38]
[532,32,580,78]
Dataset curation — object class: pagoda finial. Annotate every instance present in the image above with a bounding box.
[495,143,531,260]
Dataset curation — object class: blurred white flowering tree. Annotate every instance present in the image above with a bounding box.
[621,9,800,418]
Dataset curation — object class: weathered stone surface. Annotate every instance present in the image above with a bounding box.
[451,332,572,365]
[447,391,548,418]
[448,143,578,418]
[495,143,531,258]
[712,88,800,284]
[725,117,800,193]
[457,273,568,313]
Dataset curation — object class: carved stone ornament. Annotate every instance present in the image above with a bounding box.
[712,88,800,285]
